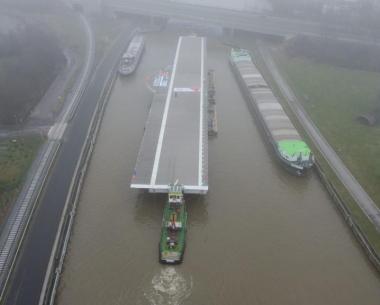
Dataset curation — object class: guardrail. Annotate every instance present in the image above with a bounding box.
[314,160,380,272]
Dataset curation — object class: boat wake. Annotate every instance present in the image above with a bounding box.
[144,267,193,305]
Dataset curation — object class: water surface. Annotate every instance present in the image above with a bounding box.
[57,30,380,305]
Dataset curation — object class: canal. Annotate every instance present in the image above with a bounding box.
[56,29,380,305]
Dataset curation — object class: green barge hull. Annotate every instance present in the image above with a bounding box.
[159,184,187,264]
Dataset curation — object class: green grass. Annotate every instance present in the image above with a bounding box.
[262,48,380,254]
[0,136,44,220]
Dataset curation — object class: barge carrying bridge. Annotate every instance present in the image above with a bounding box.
[131,36,208,194]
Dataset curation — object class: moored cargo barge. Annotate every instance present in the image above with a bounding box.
[118,34,145,76]
[230,48,314,175]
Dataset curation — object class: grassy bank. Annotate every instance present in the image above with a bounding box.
[274,51,380,206]
[0,136,44,222]
[263,47,380,253]
[2,1,86,60]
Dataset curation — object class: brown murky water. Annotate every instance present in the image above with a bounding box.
[57,30,380,305]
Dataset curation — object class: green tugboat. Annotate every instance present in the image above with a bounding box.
[159,184,187,264]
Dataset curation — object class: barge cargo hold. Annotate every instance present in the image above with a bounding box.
[118,34,145,75]
[230,48,314,175]
[159,184,187,264]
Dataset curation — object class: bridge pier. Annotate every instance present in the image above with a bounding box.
[224,27,235,39]
[147,16,168,30]
[149,15,155,27]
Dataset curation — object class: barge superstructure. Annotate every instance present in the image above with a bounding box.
[118,34,145,75]
[230,48,314,175]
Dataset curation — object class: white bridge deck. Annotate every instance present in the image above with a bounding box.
[131,36,208,194]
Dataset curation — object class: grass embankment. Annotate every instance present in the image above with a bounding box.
[37,5,87,115]
[0,136,44,222]
[269,49,380,253]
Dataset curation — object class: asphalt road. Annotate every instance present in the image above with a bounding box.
[3,30,132,305]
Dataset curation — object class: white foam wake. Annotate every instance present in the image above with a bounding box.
[144,267,193,305]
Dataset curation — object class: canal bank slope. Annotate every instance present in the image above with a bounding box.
[253,41,380,259]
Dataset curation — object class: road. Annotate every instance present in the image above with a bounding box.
[2,24,132,305]
[257,43,380,231]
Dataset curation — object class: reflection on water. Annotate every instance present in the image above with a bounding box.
[134,193,165,226]
[134,193,209,227]
[143,267,193,305]
[186,195,208,226]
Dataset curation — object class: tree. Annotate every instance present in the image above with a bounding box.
[0,24,65,125]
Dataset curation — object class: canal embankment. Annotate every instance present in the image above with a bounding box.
[252,40,380,271]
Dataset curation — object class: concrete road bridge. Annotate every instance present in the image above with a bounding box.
[102,0,378,44]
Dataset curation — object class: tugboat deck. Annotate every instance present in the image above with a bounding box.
[131,36,208,194]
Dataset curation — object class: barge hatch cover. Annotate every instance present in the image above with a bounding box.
[131,36,208,194]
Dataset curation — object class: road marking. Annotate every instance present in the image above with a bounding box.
[173,87,199,93]
[198,37,205,186]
